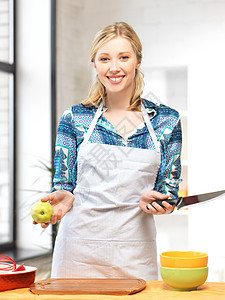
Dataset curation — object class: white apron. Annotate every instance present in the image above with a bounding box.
[51,103,161,281]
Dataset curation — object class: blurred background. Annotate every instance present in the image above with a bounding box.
[0,0,225,281]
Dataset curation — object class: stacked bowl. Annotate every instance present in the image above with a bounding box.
[160,251,208,291]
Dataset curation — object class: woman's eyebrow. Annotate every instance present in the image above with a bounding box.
[98,51,132,56]
[118,51,131,55]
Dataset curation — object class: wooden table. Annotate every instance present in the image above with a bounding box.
[0,281,225,299]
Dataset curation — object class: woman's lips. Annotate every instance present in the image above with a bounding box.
[107,75,125,84]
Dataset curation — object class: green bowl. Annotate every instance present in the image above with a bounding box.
[160,266,208,291]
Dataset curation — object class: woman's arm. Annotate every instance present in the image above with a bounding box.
[155,117,182,198]
[52,108,78,193]
[35,108,78,228]
[139,114,182,215]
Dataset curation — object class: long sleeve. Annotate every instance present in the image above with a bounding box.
[52,108,77,193]
[154,117,182,198]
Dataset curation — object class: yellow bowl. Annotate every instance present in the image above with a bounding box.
[160,251,208,268]
[161,266,208,291]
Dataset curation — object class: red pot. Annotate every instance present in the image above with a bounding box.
[0,265,37,292]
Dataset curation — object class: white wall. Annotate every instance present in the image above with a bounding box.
[16,0,52,250]
[56,0,225,281]
[56,0,89,123]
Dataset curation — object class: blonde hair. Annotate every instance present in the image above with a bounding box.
[82,22,144,111]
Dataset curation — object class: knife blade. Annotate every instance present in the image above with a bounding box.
[152,190,225,210]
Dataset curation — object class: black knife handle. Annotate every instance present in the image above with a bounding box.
[152,198,181,208]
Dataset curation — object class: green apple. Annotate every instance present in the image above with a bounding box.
[31,201,53,223]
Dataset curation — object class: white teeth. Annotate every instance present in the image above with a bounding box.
[109,76,123,82]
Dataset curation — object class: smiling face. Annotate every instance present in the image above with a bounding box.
[94,36,141,100]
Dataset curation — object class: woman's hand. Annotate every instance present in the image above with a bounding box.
[33,190,75,228]
[139,190,175,215]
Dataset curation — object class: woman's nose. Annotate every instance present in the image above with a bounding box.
[109,59,120,72]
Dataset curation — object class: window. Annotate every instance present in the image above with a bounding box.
[0,0,15,249]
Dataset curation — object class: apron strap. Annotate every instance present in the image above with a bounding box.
[141,104,161,152]
[82,103,103,145]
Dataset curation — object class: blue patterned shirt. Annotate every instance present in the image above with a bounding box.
[52,99,182,198]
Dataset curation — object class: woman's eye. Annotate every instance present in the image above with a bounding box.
[100,57,109,62]
[120,56,129,60]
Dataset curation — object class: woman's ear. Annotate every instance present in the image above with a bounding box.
[136,60,141,69]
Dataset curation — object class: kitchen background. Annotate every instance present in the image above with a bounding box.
[0,0,225,281]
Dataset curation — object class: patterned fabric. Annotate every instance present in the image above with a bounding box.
[52,99,182,198]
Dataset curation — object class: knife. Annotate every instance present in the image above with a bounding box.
[151,190,225,210]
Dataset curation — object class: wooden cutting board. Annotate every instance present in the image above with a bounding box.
[30,278,146,295]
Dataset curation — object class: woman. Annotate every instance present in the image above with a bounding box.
[38,22,182,280]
